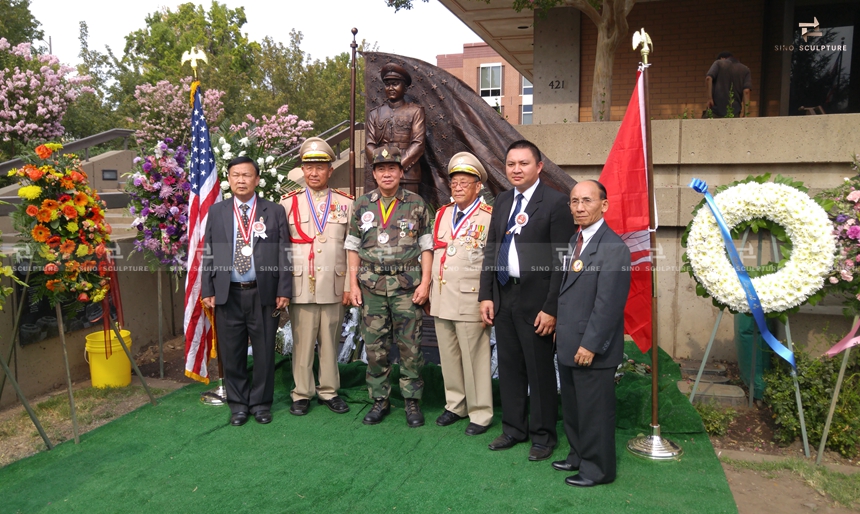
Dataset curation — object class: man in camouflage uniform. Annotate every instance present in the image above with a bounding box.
[281,137,353,417]
[345,145,433,427]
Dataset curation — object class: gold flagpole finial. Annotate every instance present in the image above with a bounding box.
[181,46,209,81]
[632,28,653,64]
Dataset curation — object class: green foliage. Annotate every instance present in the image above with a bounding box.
[0,0,43,47]
[693,400,737,436]
[725,84,736,118]
[763,347,860,457]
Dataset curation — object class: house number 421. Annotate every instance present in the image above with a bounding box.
[549,80,565,89]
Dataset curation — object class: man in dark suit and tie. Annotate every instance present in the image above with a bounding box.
[202,156,291,427]
[553,180,630,487]
[479,140,576,461]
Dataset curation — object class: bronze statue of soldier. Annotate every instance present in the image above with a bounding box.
[366,63,426,195]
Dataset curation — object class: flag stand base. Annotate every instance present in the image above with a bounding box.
[200,380,227,406]
[627,425,683,460]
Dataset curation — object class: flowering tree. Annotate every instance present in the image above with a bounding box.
[214,105,311,202]
[0,38,94,155]
[130,76,225,148]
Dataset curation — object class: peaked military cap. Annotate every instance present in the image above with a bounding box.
[300,137,334,163]
[380,63,412,87]
[447,151,487,183]
[371,145,402,167]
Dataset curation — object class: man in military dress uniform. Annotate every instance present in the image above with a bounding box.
[345,145,433,427]
[430,152,494,436]
[365,63,426,195]
[281,137,354,416]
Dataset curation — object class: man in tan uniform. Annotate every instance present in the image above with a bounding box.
[281,137,354,416]
[430,152,494,436]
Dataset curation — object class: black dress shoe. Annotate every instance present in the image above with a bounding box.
[435,410,465,427]
[230,411,249,426]
[552,460,578,472]
[528,444,555,461]
[254,410,272,424]
[488,433,520,451]
[565,474,596,487]
[363,399,390,425]
[464,423,489,436]
[318,396,350,414]
[289,399,310,416]
[405,399,424,428]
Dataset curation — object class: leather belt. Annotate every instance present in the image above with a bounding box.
[230,281,257,289]
[508,277,521,285]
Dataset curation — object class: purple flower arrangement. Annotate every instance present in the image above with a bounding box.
[126,139,190,274]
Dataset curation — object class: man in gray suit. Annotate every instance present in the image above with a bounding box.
[553,180,630,487]
[202,156,291,427]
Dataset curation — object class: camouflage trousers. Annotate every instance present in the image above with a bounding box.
[361,288,425,400]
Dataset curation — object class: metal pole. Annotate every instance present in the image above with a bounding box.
[817,343,853,465]
[689,309,724,403]
[0,267,32,400]
[56,303,80,444]
[0,340,53,449]
[626,30,682,459]
[784,320,811,458]
[349,28,358,197]
[749,232,763,408]
[112,322,157,406]
[158,270,164,379]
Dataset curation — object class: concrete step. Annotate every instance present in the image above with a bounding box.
[677,380,746,407]
[679,360,727,377]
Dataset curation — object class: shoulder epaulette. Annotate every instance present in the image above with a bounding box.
[333,189,355,200]
[479,203,493,214]
[436,202,454,214]
[281,188,304,200]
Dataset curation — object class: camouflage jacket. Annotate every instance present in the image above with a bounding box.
[345,187,433,296]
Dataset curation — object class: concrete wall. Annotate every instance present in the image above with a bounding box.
[82,150,136,192]
[0,238,185,409]
[520,113,860,360]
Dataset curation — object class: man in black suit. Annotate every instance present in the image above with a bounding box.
[553,180,630,487]
[202,156,291,426]
[479,140,576,461]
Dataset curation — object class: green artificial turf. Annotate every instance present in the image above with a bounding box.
[0,345,735,513]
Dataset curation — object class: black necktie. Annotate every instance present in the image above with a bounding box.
[454,210,464,226]
[497,193,524,285]
[234,203,251,275]
[573,231,584,261]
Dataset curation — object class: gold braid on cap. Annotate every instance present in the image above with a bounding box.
[302,151,332,162]
[450,163,480,177]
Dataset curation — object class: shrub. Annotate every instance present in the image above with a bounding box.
[694,400,737,436]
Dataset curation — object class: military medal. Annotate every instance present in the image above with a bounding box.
[306,188,332,243]
[376,197,398,245]
[241,245,252,257]
[317,234,327,243]
[446,245,457,256]
[573,259,584,273]
[450,198,481,246]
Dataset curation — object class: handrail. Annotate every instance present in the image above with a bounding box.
[0,128,135,175]
[279,121,365,160]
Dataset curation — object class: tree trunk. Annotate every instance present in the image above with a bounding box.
[592,27,617,121]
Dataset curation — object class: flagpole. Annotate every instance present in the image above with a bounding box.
[626,28,683,460]
[349,28,358,197]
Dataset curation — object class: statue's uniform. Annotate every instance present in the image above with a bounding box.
[344,187,433,400]
[430,201,494,427]
[366,100,426,189]
[281,187,354,403]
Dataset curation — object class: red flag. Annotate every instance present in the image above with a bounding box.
[183,82,221,383]
[599,69,653,353]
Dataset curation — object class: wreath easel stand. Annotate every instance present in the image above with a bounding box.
[688,226,811,457]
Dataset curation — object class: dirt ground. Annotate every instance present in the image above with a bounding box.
[1,337,858,512]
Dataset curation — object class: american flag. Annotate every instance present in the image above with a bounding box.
[183,83,221,383]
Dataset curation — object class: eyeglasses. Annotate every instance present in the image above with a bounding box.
[450,180,478,189]
[569,198,598,206]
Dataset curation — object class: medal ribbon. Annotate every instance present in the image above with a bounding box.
[306,188,332,237]
[289,194,316,288]
[689,178,796,369]
[377,198,398,231]
[232,196,257,248]
[450,198,482,240]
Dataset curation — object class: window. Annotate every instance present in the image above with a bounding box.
[522,77,533,95]
[480,64,502,97]
[522,104,533,125]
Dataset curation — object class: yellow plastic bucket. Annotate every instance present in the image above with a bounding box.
[85,330,133,388]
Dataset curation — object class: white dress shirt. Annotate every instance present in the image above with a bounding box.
[507,179,541,278]
[577,218,604,257]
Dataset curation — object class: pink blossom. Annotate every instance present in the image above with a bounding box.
[830,276,839,284]
[848,225,860,240]
[847,190,860,202]
[130,77,225,146]
[841,269,853,281]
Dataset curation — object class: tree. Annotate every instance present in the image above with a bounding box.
[389,0,638,121]
[0,0,43,47]
[131,77,225,147]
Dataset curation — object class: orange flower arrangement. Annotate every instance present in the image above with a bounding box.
[11,143,112,307]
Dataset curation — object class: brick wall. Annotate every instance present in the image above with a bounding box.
[579,0,765,121]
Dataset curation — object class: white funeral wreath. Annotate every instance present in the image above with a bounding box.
[686,182,836,313]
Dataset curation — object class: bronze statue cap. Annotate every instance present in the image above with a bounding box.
[300,137,334,163]
[447,152,486,182]
[380,62,412,87]
[372,145,402,167]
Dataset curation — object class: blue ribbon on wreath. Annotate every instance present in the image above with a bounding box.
[689,178,796,369]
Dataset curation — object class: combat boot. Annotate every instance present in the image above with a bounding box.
[363,398,390,425]
[404,398,424,428]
